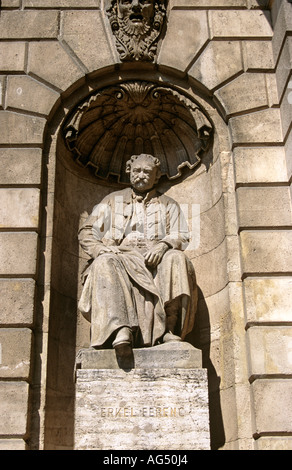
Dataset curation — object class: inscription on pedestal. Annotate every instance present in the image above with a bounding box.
[75,367,210,450]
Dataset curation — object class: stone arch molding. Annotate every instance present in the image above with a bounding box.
[63,80,213,185]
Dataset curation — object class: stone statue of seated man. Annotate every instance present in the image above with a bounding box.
[78,153,198,362]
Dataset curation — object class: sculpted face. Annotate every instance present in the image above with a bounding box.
[129,155,159,193]
[118,0,155,26]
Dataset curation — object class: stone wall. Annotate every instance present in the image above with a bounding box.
[0,0,291,450]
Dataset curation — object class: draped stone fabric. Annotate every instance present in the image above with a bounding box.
[78,187,197,348]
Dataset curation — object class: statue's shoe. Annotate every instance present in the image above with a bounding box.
[163,332,182,343]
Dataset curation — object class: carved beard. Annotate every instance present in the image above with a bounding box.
[119,14,151,37]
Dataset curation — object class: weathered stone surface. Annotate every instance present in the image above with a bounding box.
[0,382,29,436]
[244,277,292,324]
[280,84,292,140]
[272,0,292,62]
[1,0,20,6]
[243,40,274,70]
[28,41,84,92]
[0,42,26,72]
[76,342,202,371]
[24,0,100,6]
[189,41,243,91]
[170,0,246,6]
[0,10,59,39]
[275,36,292,99]
[234,147,289,184]
[0,279,35,326]
[0,329,32,379]
[158,10,209,72]
[6,76,60,116]
[252,379,292,435]
[0,148,42,185]
[191,239,228,298]
[256,437,292,450]
[0,232,38,276]
[75,367,210,450]
[0,439,26,450]
[247,326,292,377]
[61,11,115,71]
[0,111,46,145]
[0,188,40,229]
[210,10,273,38]
[237,186,292,227]
[230,108,283,144]
[240,230,292,274]
[215,73,268,116]
[0,76,4,109]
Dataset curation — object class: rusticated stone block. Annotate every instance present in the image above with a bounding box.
[256,437,292,451]
[244,277,292,324]
[252,379,292,435]
[0,232,38,276]
[0,382,29,436]
[0,10,59,39]
[0,111,46,145]
[215,73,268,116]
[230,108,283,144]
[0,329,32,379]
[23,0,100,6]
[158,10,209,72]
[237,186,292,227]
[0,42,26,72]
[28,41,84,92]
[242,40,274,70]
[247,326,292,377]
[240,230,292,274]
[189,41,243,91]
[0,148,42,185]
[275,37,292,99]
[0,188,40,229]
[0,440,26,450]
[0,279,35,326]
[234,147,289,184]
[61,10,115,71]
[170,0,246,6]
[209,10,273,38]
[6,76,59,116]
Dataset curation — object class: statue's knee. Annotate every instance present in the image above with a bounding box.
[163,249,185,263]
[92,253,119,271]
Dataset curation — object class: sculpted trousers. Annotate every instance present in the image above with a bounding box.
[78,249,197,348]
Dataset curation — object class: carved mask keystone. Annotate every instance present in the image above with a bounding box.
[105,0,167,62]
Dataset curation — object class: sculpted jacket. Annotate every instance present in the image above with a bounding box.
[78,187,197,348]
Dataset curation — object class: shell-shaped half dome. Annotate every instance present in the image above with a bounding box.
[64,81,213,184]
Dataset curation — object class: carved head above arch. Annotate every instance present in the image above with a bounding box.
[64,81,213,185]
[105,0,168,61]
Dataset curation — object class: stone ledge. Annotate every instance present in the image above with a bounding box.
[76,342,202,371]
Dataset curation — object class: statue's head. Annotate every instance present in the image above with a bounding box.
[126,154,161,192]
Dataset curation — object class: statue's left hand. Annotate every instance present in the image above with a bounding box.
[144,242,169,268]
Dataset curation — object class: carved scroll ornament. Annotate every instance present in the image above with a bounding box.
[64,81,213,184]
[105,0,167,62]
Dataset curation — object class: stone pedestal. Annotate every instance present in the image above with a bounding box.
[74,342,210,450]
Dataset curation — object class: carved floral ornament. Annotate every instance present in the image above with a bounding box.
[104,0,167,62]
[64,81,213,184]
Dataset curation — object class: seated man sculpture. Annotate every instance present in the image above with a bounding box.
[78,153,197,361]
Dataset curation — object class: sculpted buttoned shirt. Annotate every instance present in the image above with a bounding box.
[78,187,190,260]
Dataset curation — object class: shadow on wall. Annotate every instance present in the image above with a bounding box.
[186,287,225,450]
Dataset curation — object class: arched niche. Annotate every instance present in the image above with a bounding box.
[42,71,231,450]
